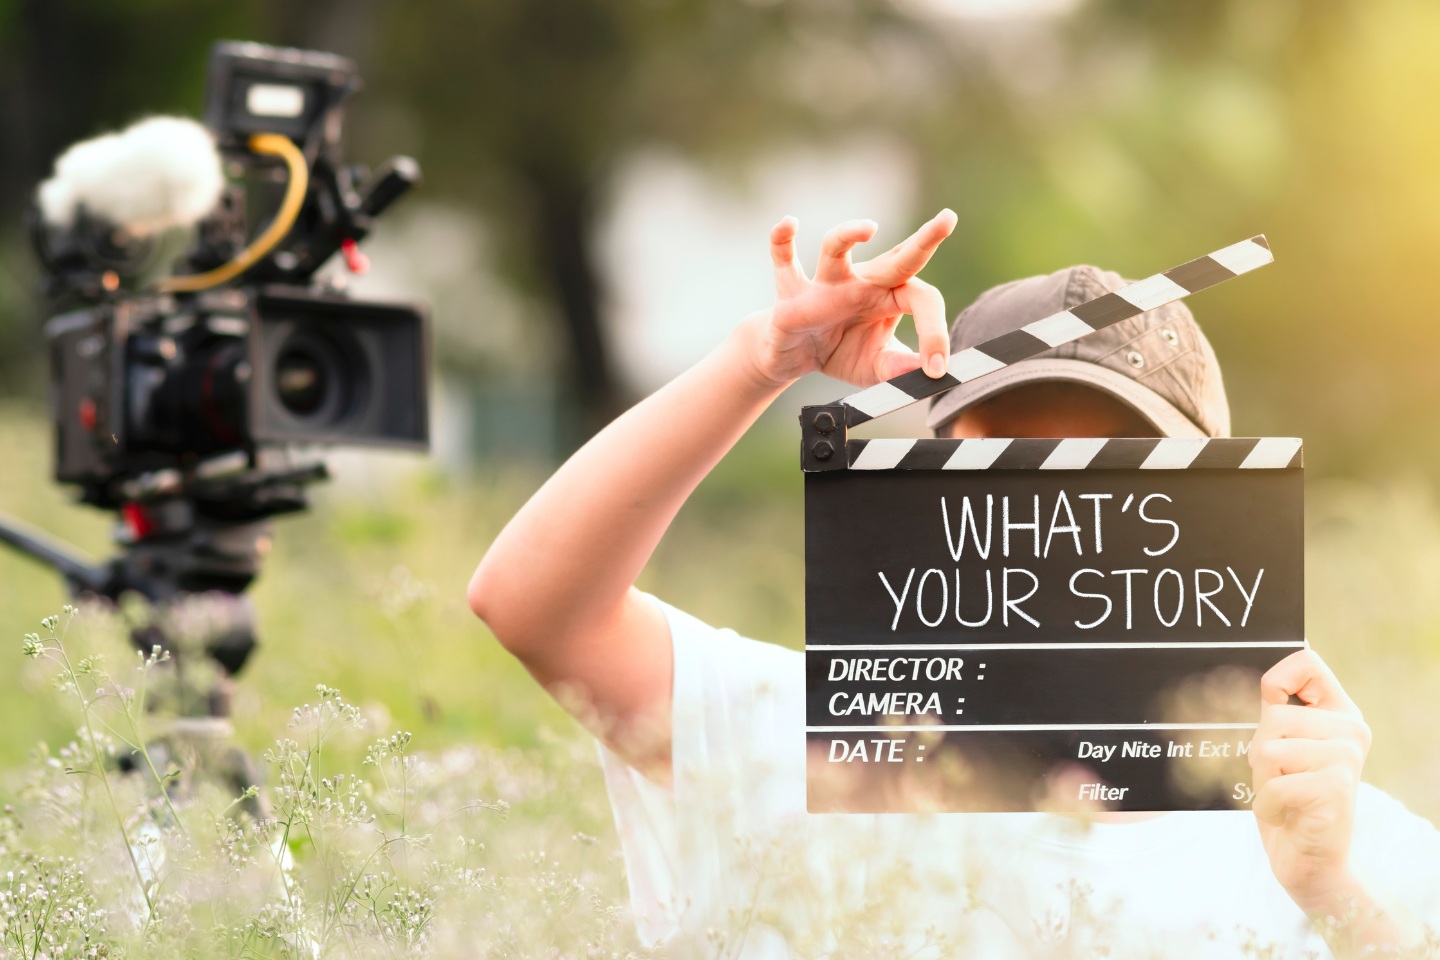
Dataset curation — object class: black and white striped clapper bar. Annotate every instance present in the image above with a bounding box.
[801,236,1306,814]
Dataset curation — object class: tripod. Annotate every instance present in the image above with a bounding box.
[0,477,319,820]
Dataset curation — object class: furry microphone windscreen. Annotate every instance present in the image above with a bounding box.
[37,116,225,237]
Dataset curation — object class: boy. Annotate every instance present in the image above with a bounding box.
[469,213,1440,957]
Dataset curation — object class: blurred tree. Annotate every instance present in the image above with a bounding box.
[362,0,952,438]
[0,0,938,439]
[3,0,1440,473]
[909,0,1440,476]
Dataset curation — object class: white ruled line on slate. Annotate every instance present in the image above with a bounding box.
[805,641,1306,651]
[806,722,1261,733]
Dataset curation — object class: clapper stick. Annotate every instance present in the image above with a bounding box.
[801,235,1275,472]
[840,235,1273,426]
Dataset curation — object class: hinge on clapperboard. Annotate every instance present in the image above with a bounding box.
[799,403,849,472]
[799,235,1279,470]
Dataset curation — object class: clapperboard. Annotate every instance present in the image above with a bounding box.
[801,237,1304,814]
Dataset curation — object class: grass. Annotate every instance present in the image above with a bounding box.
[2,400,1440,955]
[8,607,642,958]
[0,401,810,771]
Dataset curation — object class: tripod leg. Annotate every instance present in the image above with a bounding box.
[215,744,269,820]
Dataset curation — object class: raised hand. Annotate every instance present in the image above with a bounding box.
[1248,648,1371,914]
[748,210,957,389]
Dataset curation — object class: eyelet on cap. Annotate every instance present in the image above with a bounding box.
[1160,328,1180,346]
[1126,350,1145,369]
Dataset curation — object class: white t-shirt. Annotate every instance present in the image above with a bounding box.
[597,595,1440,958]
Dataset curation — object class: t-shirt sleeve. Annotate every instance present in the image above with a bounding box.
[596,592,806,948]
[1352,783,1440,935]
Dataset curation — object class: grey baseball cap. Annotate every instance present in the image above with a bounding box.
[925,265,1231,439]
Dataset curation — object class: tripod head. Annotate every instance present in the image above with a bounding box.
[0,446,333,716]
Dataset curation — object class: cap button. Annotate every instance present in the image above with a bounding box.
[1126,350,1145,369]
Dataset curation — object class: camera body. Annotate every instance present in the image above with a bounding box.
[0,38,434,725]
[35,40,429,510]
[48,286,427,492]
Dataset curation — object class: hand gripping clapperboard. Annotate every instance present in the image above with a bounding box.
[801,236,1303,814]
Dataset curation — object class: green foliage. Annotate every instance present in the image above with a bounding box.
[3,399,1440,828]
[2,400,1440,954]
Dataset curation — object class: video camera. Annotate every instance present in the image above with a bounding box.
[34,41,427,512]
[2,41,430,738]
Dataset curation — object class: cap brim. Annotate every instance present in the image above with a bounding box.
[924,358,1212,439]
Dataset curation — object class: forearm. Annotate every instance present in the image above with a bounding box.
[468,310,788,654]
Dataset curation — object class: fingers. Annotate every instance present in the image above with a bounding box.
[1254,703,1372,746]
[814,219,879,283]
[1260,649,1360,715]
[893,277,950,378]
[1247,736,1365,784]
[856,208,957,288]
[770,216,806,296]
[873,337,926,384]
[866,277,949,383]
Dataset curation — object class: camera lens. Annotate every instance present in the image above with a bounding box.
[252,293,424,447]
[270,330,355,424]
[276,347,326,415]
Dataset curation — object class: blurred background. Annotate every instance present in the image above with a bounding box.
[1,0,1439,823]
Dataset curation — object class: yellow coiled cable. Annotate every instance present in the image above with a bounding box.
[156,132,308,293]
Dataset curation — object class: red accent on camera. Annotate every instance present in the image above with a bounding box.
[121,502,157,540]
[341,238,370,274]
[78,397,97,432]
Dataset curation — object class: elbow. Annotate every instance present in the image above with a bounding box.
[466,557,533,660]
[466,560,505,641]
[466,564,489,623]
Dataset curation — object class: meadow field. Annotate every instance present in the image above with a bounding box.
[2,399,1439,956]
